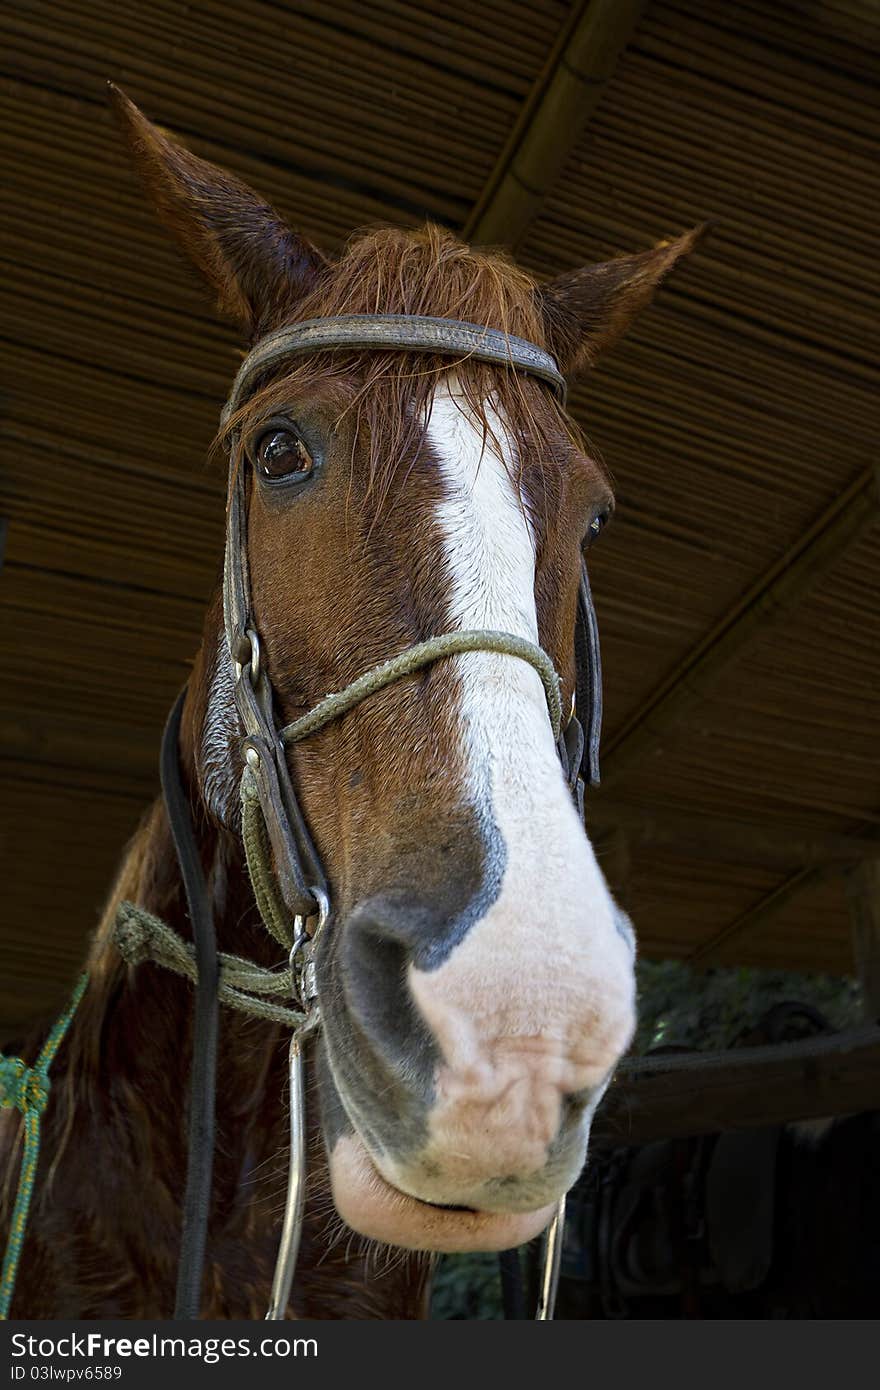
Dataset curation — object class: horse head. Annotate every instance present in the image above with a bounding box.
[111,88,699,1256]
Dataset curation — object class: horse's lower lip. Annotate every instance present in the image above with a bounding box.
[423,1202,477,1213]
[328,1133,557,1253]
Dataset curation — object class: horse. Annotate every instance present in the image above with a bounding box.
[0,88,698,1319]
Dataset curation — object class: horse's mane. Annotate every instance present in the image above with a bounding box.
[220,223,585,518]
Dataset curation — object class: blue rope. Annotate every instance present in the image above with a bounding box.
[0,973,88,1318]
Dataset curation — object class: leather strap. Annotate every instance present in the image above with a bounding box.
[224,466,327,920]
[160,692,219,1321]
[221,315,567,427]
[576,563,603,788]
[222,479,251,662]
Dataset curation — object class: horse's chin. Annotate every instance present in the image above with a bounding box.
[329,1132,557,1253]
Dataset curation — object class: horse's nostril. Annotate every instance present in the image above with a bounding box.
[346,891,470,974]
[562,1086,596,1117]
[348,897,420,954]
[336,898,440,1087]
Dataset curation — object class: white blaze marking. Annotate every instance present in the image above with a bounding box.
[426,376,613,956]
[392,378,635,1203]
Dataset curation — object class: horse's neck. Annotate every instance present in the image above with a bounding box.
[4,790,276,1311]
[88,789,287,1166]
[8,774,429,1317]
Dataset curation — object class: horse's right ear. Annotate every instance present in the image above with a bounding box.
[537,227,705,378]
[107,85,328,339]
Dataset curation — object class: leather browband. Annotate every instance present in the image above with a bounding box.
[221,314,567,425]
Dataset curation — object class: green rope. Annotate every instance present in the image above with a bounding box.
[240,771,295,950]
[113,902,306,1030]
[0,972,88,1319]
[280,629,563,746]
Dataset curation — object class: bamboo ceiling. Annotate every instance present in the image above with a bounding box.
[1,0,878,1033]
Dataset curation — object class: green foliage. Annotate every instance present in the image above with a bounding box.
[633,959,862,1054]
[430,1251,504,1320]
[430,958,862,1318]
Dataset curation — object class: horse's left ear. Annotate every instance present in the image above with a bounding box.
[537,226,705,377]
[107,84,328,339]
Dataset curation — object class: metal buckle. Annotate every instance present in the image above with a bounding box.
[290,886,329,1013]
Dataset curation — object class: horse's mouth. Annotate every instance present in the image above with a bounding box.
[329,1132,558,1253]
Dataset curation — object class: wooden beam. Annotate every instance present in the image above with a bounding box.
[683,825,880,968]
[845,859,880,1020]
[592,1026,880,1146]
[590,802,880,871]
[686,867,828,968]
[463,0,646,248]
[600,466,879,789]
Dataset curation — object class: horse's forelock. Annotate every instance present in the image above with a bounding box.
[216,224,588,521]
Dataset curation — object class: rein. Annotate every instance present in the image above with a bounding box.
[159,690,219,1320]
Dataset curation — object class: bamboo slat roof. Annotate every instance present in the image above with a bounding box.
[1,0,878,1031]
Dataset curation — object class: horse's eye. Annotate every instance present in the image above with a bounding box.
[254,428,314,481]
[585,507,612,547]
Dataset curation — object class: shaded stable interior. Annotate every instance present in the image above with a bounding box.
[1,0,878,1038]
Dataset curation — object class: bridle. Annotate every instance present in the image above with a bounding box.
[164,314,604,1321]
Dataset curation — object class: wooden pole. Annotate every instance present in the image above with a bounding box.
[463,0,646,248]
[845,859,880,1021]
[592,1026,880,1146]
[687,867,828,968]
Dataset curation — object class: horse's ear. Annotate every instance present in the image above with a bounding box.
[107,85,328,338]
[537,227,705,377]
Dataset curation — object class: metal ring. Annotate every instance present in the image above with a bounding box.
[290,886,329,954]
[245,628,261,684]
[309,885,330,939]
[232,627,262,685]
[289,927,310,964]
